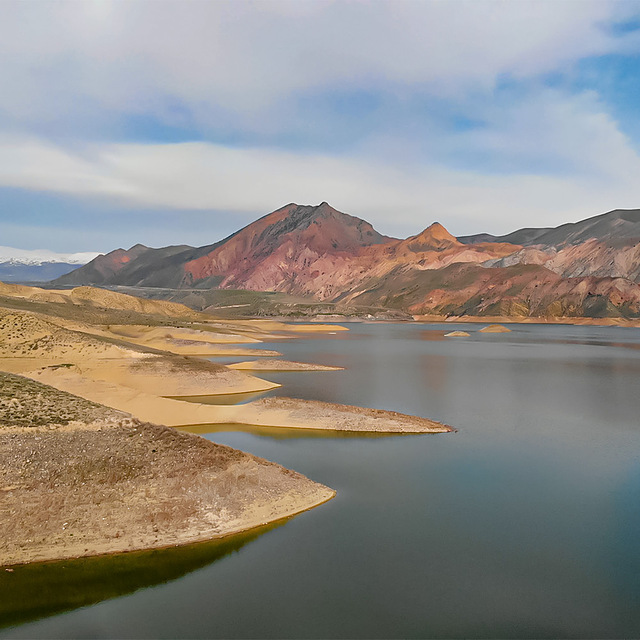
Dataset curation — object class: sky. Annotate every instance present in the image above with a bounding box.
[2,0,640,252]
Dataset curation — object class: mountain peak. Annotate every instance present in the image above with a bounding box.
[249,202,392,250]
[180,202,393,286]
[403,222,460,251]
[424,222,457,241]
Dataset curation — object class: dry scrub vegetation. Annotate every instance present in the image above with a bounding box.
[0,372,334,566]
[0,310,135,360]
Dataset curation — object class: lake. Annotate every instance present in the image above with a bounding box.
[3,322,640,638]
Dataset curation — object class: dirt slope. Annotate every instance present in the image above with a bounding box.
[0,372,334,567]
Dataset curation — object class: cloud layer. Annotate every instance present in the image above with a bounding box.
[1,0,640,249]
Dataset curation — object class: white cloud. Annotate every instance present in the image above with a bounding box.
[0,0,637,129]
[444,88,640,180]
[1,0,640,244]
[1,95,639,239]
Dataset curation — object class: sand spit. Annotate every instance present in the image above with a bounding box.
[87,324,277,357]
[280,323,349,333]
[237,397,454,433]
[0,309,278,395]
[0,372,334,567]
[97,326,281,357]
[146,345,283,357]
[444,331,470,337]
[20,367,450,433]
[0,289,452,434]
[106,324,261,344]
[478,324,512,333]
[23,367,256,427]
[0,282,455,573]
[73,356,280,397]
[228,359,344,371]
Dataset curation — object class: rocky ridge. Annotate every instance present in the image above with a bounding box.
[53,204,640,319]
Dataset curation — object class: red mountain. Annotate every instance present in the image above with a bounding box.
[183,202,393,290]
[54,203,640,319]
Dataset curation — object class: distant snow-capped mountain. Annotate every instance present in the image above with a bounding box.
[0,246,101,282]
[0,246,100,266]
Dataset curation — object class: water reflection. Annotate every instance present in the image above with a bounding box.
[165,390,271,405]
[176,423,416,439]
[0,522,284,631]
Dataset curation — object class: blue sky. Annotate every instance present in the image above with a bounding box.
[1,0,640,252]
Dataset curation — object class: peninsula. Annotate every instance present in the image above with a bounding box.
[0,281,451,567]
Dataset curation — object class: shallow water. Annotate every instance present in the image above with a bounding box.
[3,322,640,638]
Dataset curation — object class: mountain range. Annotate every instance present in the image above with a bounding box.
[54,203,640,319]
[0,247,99,282]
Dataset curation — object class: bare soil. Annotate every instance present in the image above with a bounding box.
[247,397,453,433]
[0,372,334,567]
[0,281,454,567]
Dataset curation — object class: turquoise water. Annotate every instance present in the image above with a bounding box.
[3,322,640,638]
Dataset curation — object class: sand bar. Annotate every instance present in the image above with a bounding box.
[21,366,451,433]
[72,356,280,397]
[105,324,262,344]
[1,305,450,433]
[228,359,344,371]
[235,397,454,433]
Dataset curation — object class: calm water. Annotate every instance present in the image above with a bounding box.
[3,322,640,638]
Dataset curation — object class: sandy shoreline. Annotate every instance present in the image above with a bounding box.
[20,365,450,432]
[0,282,452,570]
[235,397,453,433]
[412,313,640,328]
[0,296,450,433]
